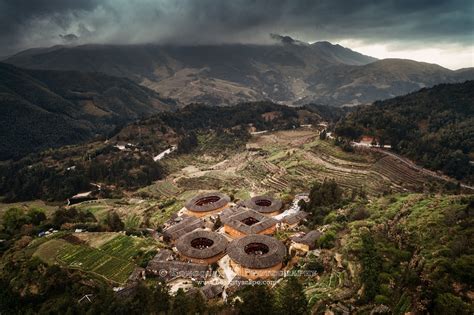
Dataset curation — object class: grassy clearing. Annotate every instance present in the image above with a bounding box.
[234,189,251,201]
[305,271,347,306]
[34,239,70,265]
[73,232,119,248]
[72,201,113,222]
[0,200,58,223]
[99,234,151,260]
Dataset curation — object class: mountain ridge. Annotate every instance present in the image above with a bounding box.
[5,42,473,107]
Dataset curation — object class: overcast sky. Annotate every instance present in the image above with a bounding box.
[0,0,472,69]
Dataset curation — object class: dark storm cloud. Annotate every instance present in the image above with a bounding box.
[0,0,472,56]
[0,0,100,55]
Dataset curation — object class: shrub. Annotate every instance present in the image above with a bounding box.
[349,206,370,221]
[374,295,391,305]
[318,230,336,249]
[303,256,325,274]
[434,293,471,315]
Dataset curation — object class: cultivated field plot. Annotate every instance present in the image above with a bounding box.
[35,234,158,284]
[137,180,181,199]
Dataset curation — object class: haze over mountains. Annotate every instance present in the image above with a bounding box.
[5,38,473,107]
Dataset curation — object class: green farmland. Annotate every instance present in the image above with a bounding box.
[35,234,159,284]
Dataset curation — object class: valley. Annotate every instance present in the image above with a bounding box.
[2,125,471,313]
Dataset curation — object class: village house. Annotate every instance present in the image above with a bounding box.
[162,216,205,243]
[176,230,228,264]
[200,284,224,300]
[220,207,278,238]
[243,195,283,216]
[279,211,309,229]
[227,234,286,280]
[290,230,321,254]
[184,192,231,217]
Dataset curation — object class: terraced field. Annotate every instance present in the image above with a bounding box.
[138,180,181,199]
[78,129,452,229]
[144,130,447,201]
[34,234,159,284]
[250,130,446,196]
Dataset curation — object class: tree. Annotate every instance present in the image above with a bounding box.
[27,208,47,225]
[177,132,198,154]
[120,283,161,314]
[213,216,222,230]
[235,284,275,315]
[360,231,381,302]
[308,179,343,209]
[319,129,327,140]
[318,230,336,249]
[106,211,125,231]
[307,180,343,224]
[170,288,206,315]
[2,208,28,233]
[434,293,471,315]
[275,277,308,315]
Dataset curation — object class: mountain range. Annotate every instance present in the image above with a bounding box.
[5,38,473,107]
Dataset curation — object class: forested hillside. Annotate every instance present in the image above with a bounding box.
[336,81,474,183]
[0,63,174,160]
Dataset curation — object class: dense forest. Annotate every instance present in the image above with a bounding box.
[0,62,174,160]
[335,81,474,182]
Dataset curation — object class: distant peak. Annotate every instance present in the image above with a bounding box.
[269,34,308,46]
[313,40,333,46]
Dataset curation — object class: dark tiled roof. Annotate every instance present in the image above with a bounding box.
[176,230,228,259]
[185,192,230,213]
[221,208,278,235]
[244,196,282,214]
[127,267,145,283]
[163,216,205,241]
[227,234,286,269]
[201,284,224,300]
[281,211,309,225]
[291,230,321,249]
[152,249,174,261]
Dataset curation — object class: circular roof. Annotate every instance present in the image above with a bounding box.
[176,230,228,259]
[185,192,230,213]
[227,234,286,269]
[245,196,282,214]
